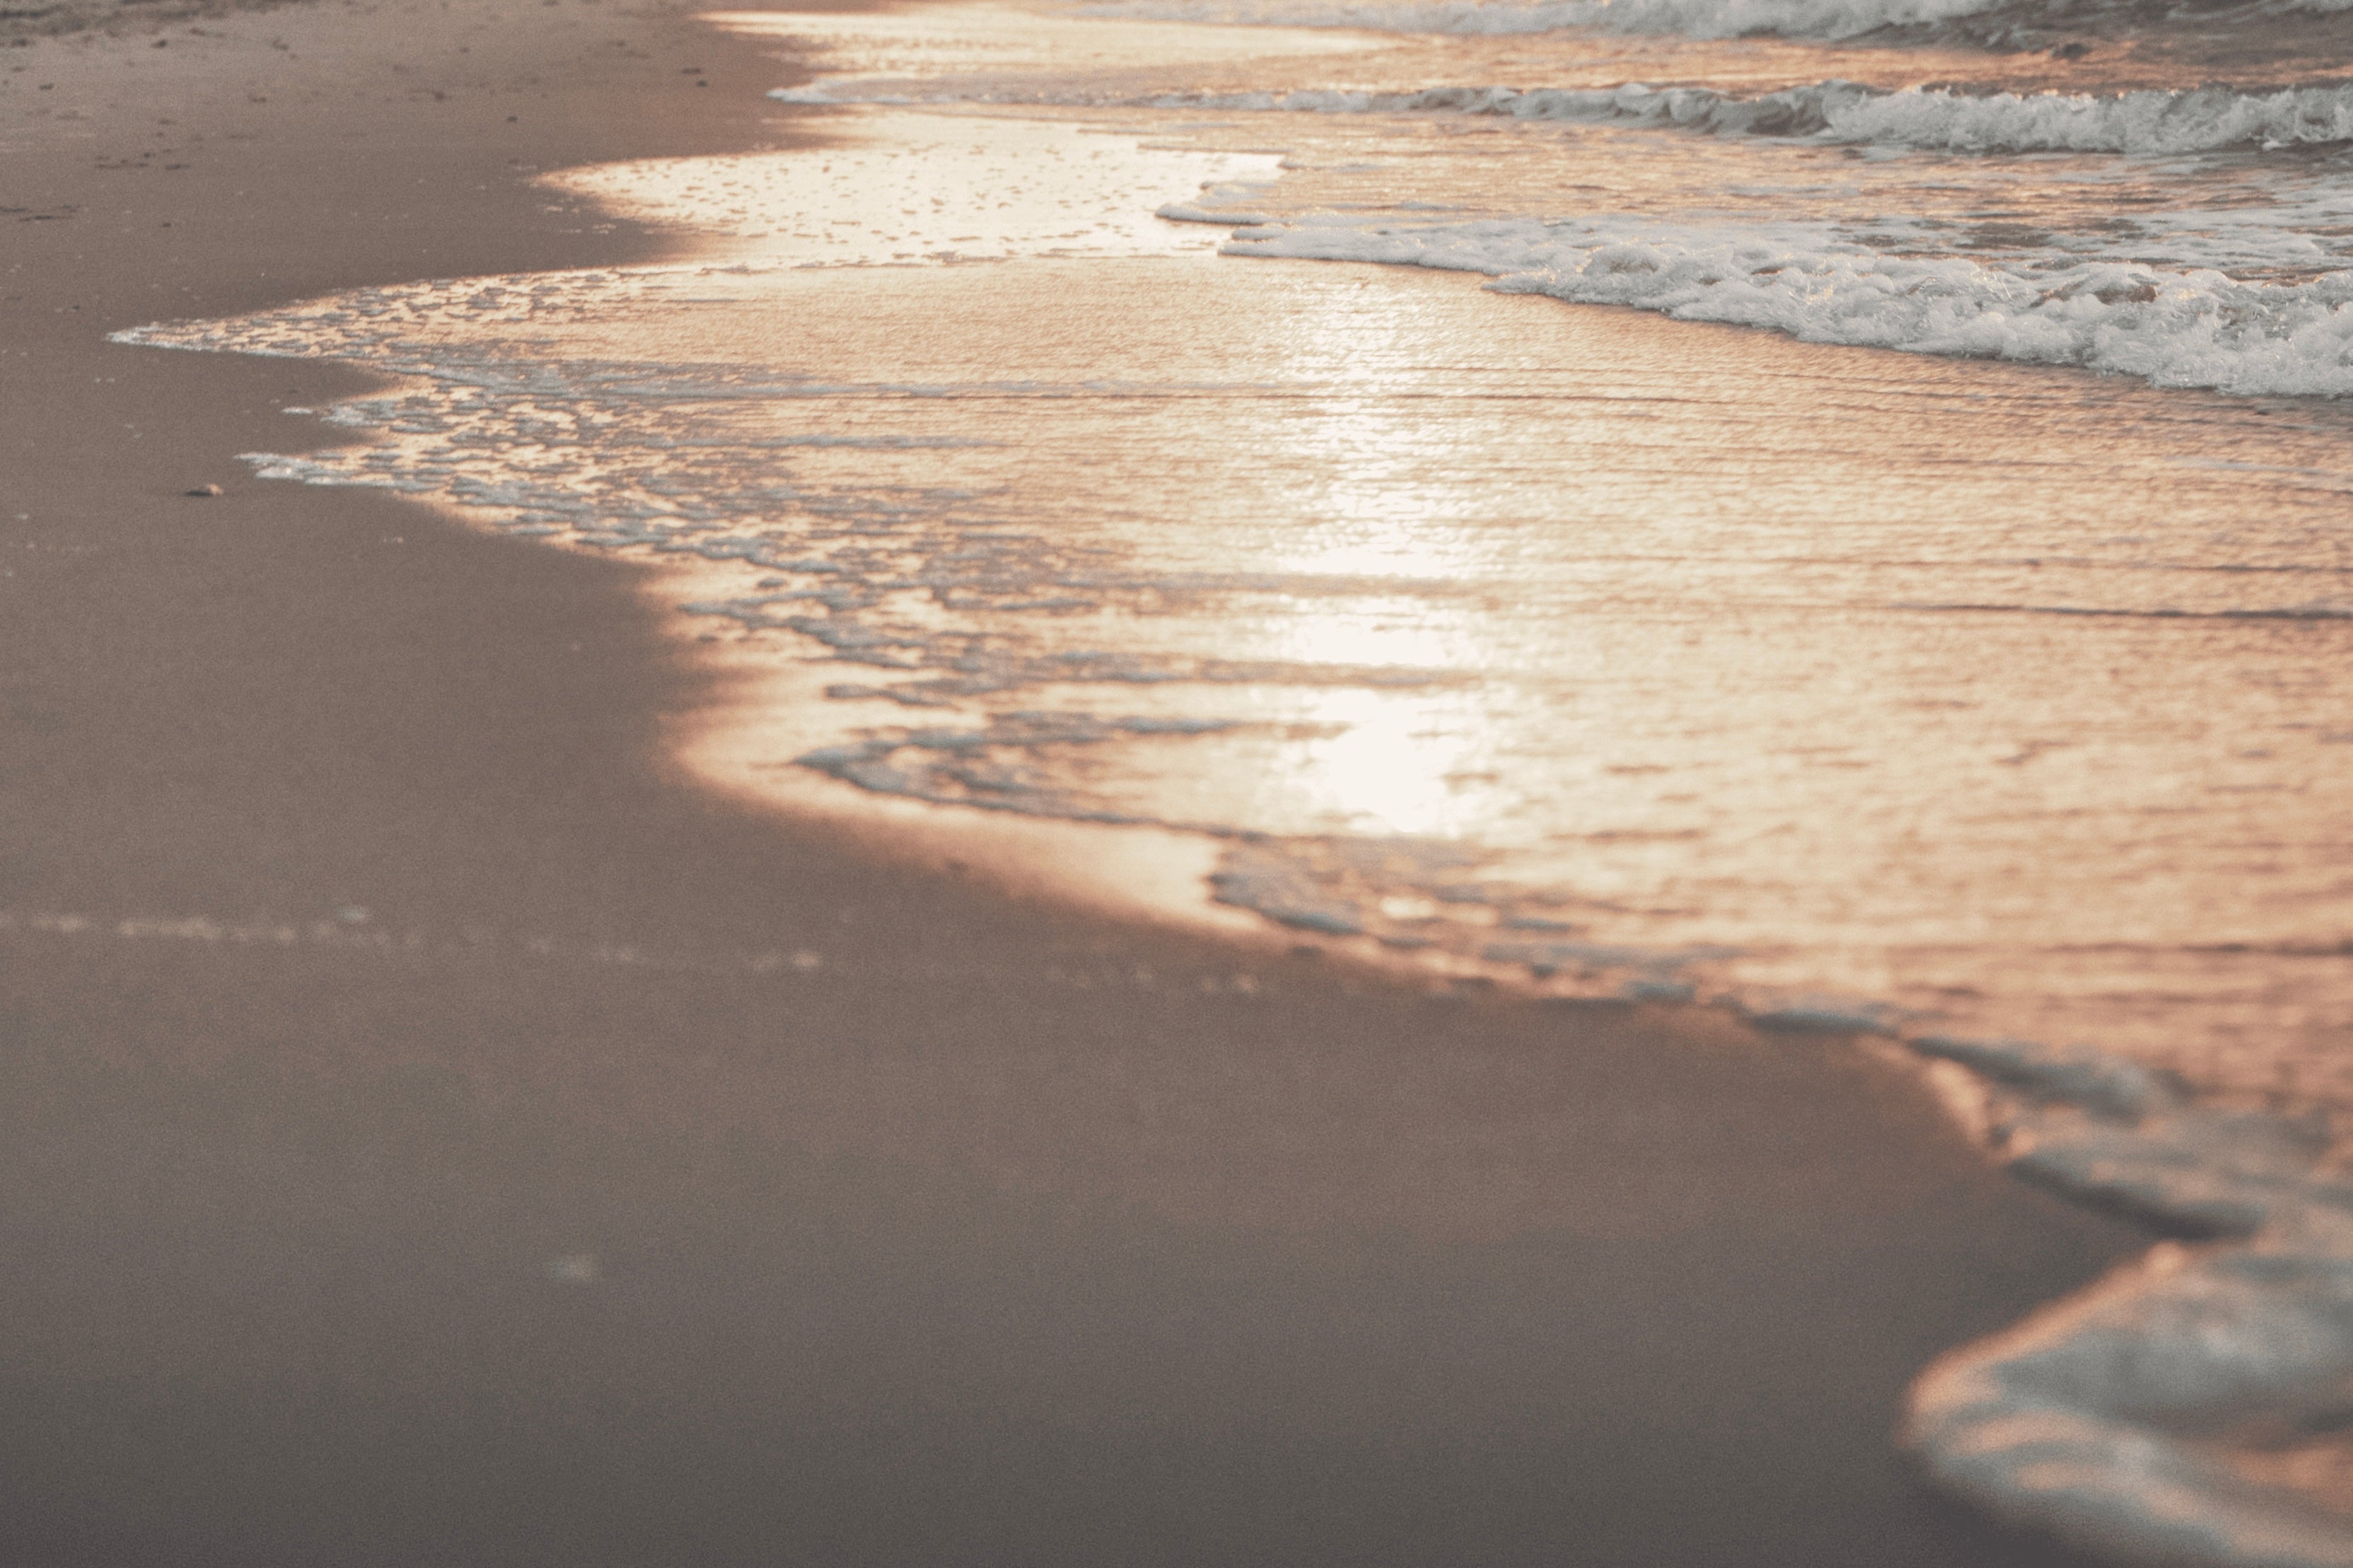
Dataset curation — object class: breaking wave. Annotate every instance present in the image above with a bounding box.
[1901,1035,2353,1568]
[1078,0,2001,40]
[1826,81,2353,153]
[1192,212,2353,395]
[1195,79,2353,153]
[1081,0,2353,39]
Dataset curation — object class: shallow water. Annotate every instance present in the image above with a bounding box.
[116,0,2353,1560]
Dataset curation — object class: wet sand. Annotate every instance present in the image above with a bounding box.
[1,2,2146,1563]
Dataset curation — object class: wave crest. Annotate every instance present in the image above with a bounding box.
[777,75,2353,155]
[1080,0,2000,40]
[1905,1037,2353,1567]
[1199,212,2353,395]
[1084,0,2353,39]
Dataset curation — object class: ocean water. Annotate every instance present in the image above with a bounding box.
[115,0,2353,1559]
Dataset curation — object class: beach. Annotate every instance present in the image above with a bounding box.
[0,0,2210,1562]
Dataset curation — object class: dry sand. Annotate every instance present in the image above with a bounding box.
[1,2,2145,1562]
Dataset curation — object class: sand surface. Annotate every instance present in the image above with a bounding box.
[1,2,2146,1562]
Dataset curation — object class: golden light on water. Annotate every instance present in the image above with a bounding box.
[152,0,2353,1128]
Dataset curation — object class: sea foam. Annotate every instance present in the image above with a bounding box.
[124,42,2353,1555]
[775,76,2353,156]
[1083,0,2353,37]
[1901,1035,2353,1566]
[1079,0,2001,40]
[1195,211,2353,395]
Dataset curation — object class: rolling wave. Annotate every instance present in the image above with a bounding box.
[1192,211,2353,395]
[1083,0,2353,40]
[1079,0,2001,41]
[777,76,2353,155]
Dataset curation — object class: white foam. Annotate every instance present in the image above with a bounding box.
[1207,853,1371,933]
[108,71,2353,1557]
[549,115,1277,261]
[1830,82,2353,153]
[1080,0,1999,40]
[1901,1035,2353,1564]
[774,73,2353,156]
[1233,80,2353,153]
[1207,213,2353,396]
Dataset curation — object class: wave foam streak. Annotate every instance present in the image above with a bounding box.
[1830,83,2353,154]
[1213,214,2353,395]
[1116,80,2353,153]
[1905,1037,2353,1564]
[115,0,2353,1533]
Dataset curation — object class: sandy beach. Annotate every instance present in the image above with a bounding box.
[0,2,2154,1562]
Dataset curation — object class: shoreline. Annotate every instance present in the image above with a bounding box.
[1,4,2150,1564]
